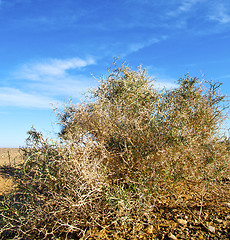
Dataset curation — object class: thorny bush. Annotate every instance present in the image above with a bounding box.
[0,62,229,239]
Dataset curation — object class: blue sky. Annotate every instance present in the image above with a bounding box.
[0,0,230,147]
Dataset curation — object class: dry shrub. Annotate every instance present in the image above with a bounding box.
[0,62,229,239]
[0,129,111,239]
[60,63,229,184]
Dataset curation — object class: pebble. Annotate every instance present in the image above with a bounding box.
[207,225,215,233]
[144,225,154,234]
[177,219,187,225]
[223,202,230,208]
[215,218,223,223]
[168,232,177,240]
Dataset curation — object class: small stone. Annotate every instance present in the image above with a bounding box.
[215,218,223,223]
[207,225,215,233]
[145,225,154,234]
[177,219,187,225]
[223,202,230,208]
[168,232,177,240]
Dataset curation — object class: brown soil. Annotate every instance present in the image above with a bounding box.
[0,148,22,195]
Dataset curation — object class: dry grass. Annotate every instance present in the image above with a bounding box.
[0,148,22,195]
[0,148,22,166]
[0,62,229,239]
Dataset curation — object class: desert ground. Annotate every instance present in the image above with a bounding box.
[0,148,22,195]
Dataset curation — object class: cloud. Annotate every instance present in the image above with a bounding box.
[15,57,96,96]
[0,87,55,109]
[11,14,83,32]
[129,37,166,53]
[169,0,230,25]
[154,81,178,90]
[167,0,202,16]
[1,57,97,109]
[178,0,200,12]
[121,36,168,57]
[146,66,179,90]
[160,0,230,36]
[216,74,230,80]
[26,74,95,97]
[209,4,230,24]
[19,57,95,81]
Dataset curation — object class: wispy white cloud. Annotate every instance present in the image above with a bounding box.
[11,14,82,31]
[15,57,96,96]
[3,57,97,108]
[19,57,95,81]
[209,4,230,24]
[154,81,178,90]
[168,0,230,25]
[129,37,167,53]
[178,0,200,13]
[162,0,230,35]
[121,36,168,57]
[146,66,179,90]
[0,87,55,109]
[216,74,230,80]
[25,74,95,97]
[167,0,201,16]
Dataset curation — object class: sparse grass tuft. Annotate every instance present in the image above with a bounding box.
[0,62,229,239]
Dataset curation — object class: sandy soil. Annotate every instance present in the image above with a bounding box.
[0,148,22,195]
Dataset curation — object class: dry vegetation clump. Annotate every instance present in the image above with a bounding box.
[0,62,229,239]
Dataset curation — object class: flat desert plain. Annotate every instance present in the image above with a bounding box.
[0,148,22,195]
